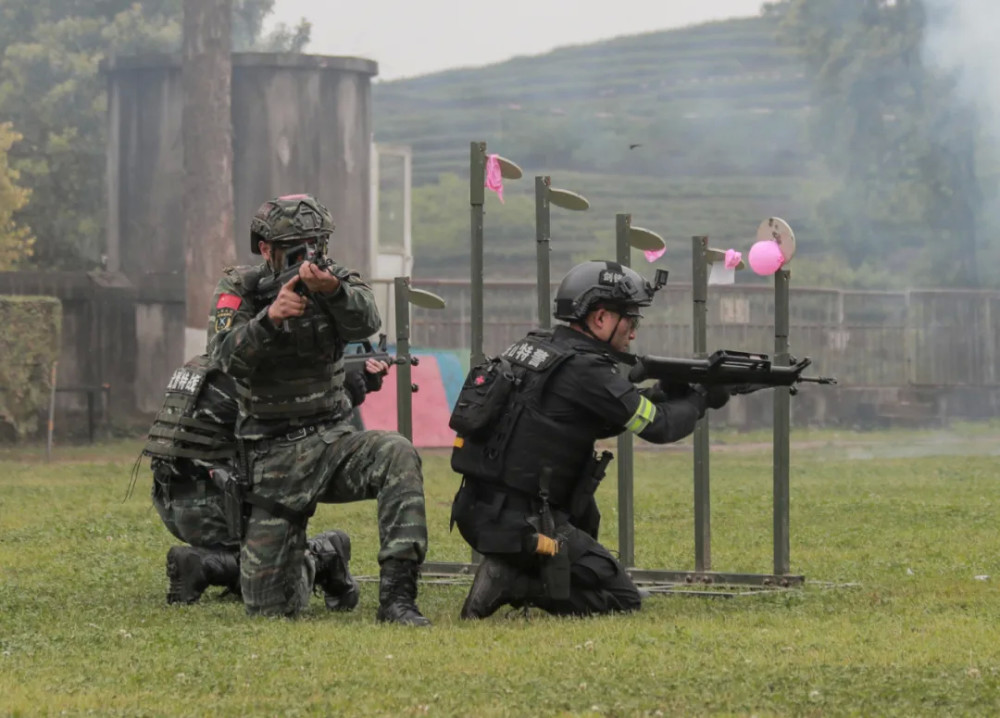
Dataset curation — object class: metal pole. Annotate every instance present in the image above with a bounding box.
[87,390,95,444]
[692,236,711,573]
[773,269,791,575]
[616,213,635,568]
[45,361,58,462]
[395,276,413,442]
[470,141,487,367]
[535,176,551,329]
[469,142,487,566]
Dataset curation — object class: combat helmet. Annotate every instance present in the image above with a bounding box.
[553,260,661,323]
[249,194,335,255]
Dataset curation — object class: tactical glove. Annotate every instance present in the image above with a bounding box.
[363,367,386,393]
[693,383,730,410]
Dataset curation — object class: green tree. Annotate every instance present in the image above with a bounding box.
[0,0,308,269]
[0,121,33,269]
[772,0,987,286]
[233,0,310,52]
[411,173,539,277]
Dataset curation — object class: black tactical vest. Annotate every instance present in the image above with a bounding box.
[144,356,237,462]
[451,330,595,509]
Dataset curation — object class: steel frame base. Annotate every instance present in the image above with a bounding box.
[409,561,806,597]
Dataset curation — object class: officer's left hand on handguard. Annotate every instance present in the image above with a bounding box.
[694,383,730,410]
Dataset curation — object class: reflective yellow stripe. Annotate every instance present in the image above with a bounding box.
[625,396,656,434]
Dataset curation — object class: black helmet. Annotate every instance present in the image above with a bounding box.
[553,260,659,323]
[249,194,335,255]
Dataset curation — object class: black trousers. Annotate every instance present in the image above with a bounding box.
[452,482,641,616]
[500,524,642,616]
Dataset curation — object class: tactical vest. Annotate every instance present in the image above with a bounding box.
[237,265,350,421]
[451,330,595,509]
[144,357,237,461]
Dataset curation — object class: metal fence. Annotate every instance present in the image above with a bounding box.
[387,279,1000,390]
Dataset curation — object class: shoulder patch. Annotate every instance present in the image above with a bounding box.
[501,338,562,371]
[214,307,235,332]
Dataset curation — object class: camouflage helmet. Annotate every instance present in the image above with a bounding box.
[249,194,335,254]
[553,260,657,323]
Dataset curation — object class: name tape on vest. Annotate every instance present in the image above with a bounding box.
[166,367,206,396]
[502,340,560,371]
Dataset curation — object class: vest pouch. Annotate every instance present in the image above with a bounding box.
[448,356,518,440]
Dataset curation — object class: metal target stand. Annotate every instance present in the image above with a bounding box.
[409,141,811,598]
[618,229,806,598]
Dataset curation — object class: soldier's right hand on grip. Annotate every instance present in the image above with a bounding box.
[267,275,307,323]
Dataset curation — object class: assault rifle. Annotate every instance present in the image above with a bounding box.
[343,334,413,373]
[628,350,837,395]
[253,241,338,307]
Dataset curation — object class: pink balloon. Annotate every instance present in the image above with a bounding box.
[747,240,785,276]
[643,247,666,263]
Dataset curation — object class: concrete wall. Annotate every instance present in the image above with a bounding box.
[102,53,378,410]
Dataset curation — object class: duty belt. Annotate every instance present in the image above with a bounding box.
[253,417,342,447]
[279,425,319,442]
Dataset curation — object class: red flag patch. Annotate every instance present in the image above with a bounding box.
[216,293,242,310]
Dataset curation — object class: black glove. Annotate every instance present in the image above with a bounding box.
[363,366,386,393]
[664,382,696,400]
[344,368,367,407]
[693,383,729,410]
[638,381,668,403]
[643,382,707,404]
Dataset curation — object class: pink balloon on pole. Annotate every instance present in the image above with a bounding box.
[747,240,785,276]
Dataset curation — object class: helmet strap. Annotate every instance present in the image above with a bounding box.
[579,307,623,348]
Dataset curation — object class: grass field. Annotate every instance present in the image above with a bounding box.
[2,429,1000,716]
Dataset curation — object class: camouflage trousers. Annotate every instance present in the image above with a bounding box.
[241,423,427,617]
[151,459,238,551]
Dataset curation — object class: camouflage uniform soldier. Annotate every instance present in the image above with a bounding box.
[144,353,383,610]
[208,194,430,625]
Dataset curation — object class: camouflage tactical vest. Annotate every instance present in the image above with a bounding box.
[144,356,237,462]
[237,265,350,422]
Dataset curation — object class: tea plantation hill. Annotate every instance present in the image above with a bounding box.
[372,16,818,279]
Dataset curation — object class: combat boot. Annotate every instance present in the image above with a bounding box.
[460,556,545,620]
[166,546,240,604]
[376,558,431,627]
[307,530,360,612]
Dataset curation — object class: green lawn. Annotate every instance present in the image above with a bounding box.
[2,433,1000,716]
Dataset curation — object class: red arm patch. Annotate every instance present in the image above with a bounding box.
[216,293,242,311]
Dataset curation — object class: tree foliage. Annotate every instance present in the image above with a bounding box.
[771,0,989,286]
[410,173,542,277]
[0,121,34,269]
[0,0,308,269]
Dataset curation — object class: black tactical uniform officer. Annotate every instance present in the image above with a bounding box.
[143,353,384,609]
[451,260,730,619]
